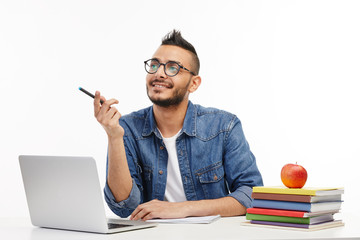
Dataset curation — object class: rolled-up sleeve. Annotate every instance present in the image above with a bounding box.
[224,117,263,209]
[103,121,144,218]
[104,178,141,217]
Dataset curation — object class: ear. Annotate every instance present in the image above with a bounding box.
[188,75,202,93]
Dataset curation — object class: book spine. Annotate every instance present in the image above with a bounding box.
[250,220,310,228]
[252,187,315,195]
[246,208,305,217]
[246,213,310,224]
[251,192,311,202]
[252,199,310,211]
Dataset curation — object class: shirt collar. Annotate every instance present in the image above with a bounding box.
[142,101,196,138]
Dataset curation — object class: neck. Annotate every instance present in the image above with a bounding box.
[153,99,189,138]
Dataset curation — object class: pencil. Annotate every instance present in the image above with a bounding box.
[79,87,104,104]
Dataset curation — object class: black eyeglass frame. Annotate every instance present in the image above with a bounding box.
[144,59,196,77]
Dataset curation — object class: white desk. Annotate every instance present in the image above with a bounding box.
[1,212,360,240]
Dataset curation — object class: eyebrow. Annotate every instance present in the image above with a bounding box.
[151,57,182,65]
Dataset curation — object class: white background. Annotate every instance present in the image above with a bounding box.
[1,0,359,218]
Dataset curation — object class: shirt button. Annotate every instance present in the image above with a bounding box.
[214,174,218,181]
[159,170,163,175]
[160,146,164,150]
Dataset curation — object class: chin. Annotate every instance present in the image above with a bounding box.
[149,95,185,107]
[146,85,187,107]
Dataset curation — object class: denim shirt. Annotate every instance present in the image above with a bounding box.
[104,101,263,217]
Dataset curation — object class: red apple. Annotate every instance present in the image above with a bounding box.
[281,163,308,188]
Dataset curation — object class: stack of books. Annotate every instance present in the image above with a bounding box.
[243,186,344,231]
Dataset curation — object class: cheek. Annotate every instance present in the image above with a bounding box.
[146,74,153,84]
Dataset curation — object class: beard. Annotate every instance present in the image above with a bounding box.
[146,79,191,107]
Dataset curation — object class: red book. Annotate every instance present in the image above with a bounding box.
[246,207,339,218]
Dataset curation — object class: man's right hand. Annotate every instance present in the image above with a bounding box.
[94,91,124,139]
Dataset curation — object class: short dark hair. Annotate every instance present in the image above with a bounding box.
[161,30,200,75]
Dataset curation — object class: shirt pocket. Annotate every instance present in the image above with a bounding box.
[196,161,227,199]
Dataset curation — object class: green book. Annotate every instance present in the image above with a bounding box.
[246,213,334,225]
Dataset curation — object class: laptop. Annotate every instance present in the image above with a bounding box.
[19,155,157,234]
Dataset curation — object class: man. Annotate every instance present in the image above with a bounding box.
[94,30,263,221]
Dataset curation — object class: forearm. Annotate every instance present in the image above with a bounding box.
[107,136,133,202]
[184,196,246,217]
[93,91,136,204]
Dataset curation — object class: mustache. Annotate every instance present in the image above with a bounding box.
[150,79,174,88]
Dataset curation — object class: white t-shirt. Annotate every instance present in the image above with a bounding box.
[160,130,187,202]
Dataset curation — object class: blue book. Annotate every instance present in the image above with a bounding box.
[252,199,342,212]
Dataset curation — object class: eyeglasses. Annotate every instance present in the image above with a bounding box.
[144,59,196,77]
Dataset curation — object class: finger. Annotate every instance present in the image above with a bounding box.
[105,106,117,118]
[98,98,119,117]
[135,208,151,221]
[100,96,106,105]
[94,91,102,117]
[130,199,162,220]
[105,107,121,127]
[114,111,122,120]
[106,108,120,127]
[141,212,154,221]
[130,203,152,221]
[130,206,142,220]
[109,111,121,126]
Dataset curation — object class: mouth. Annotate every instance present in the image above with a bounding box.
[151,80,173,89]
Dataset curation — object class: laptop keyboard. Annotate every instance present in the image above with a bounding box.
[107,223,132,229]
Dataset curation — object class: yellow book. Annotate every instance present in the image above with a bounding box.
[252,186,344,196]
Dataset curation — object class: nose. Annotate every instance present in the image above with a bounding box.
[154,63,167,79]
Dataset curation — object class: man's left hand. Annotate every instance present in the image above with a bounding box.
[129,199,188,221]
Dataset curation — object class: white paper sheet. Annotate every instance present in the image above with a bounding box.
[146,215,221,224]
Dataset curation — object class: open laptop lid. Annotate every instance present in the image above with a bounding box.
[19,155,157,233]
